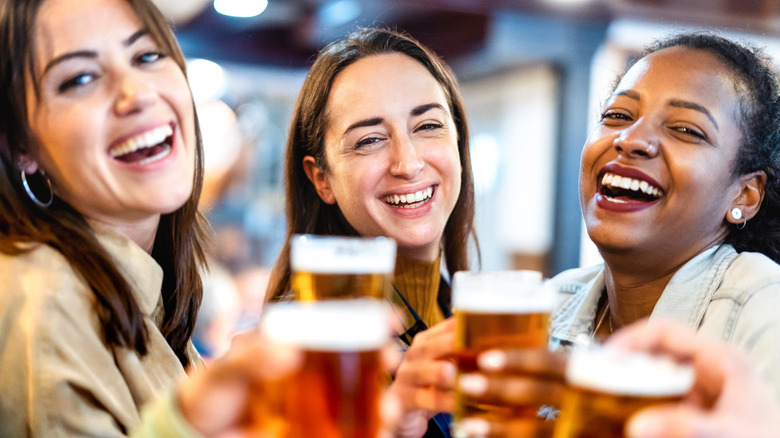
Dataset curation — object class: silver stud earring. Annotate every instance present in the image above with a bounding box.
[731,207,743,221]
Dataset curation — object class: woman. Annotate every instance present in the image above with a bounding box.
[266,28,478,437]
[456,32,780,436]
[0,0,300,436]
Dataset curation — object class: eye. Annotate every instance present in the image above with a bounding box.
[600,110,632,122]
[134,51,166,66]
[670,125,706,141]
[58,72,96,93]
[355,136,383,149]
[415,122,443,132]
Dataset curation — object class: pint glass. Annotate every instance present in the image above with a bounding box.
[290,235,396,301]
[553,346,694,438]
[253,300,389,438]
[451,270,558,437]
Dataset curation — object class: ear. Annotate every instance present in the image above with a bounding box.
[302,156,336,205]
[17,155,39,174]
[726,170,766,224]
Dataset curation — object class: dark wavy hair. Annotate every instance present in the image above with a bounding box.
[626,33,780,263]
[266,27,479,301]
[0,0,210,365]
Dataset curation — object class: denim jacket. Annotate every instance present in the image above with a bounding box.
[548,243,780,401]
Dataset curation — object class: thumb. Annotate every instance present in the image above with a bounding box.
[626,405,718,438]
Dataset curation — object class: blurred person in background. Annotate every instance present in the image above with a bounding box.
[266,27,479,437]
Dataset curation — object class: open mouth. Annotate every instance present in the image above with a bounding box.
[109,123,174,165]
[599,172,663,203]
[383,186,434,209]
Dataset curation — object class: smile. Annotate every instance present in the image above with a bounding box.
[109,123,174,165]
[383,186,434,208]
[600,172,663,203]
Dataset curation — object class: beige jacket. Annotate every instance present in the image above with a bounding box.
[0,222,203,437]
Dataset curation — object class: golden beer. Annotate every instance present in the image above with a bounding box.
[452,271,558,438]
[290,235,396,301]
[553,347,694,438]
[253,300,389,438]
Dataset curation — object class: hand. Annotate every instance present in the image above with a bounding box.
[177,331,302,437]
[389,318,457,438]
[608,319,780,438]
[455,348,567,437]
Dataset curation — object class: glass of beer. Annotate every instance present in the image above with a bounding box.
[252,299,389,438]
[452,270,558,437]
[553,345,694,438]
[290,234,396,301]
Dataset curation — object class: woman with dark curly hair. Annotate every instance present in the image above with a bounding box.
[453,32,780,437]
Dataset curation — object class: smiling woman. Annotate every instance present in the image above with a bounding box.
[0,0,306,436]
[551,32,780,394]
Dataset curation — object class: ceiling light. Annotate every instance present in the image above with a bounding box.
[318,0,361,27]
[187,58,226,102]
[214,0,268,18]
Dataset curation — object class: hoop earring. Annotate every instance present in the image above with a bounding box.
[21,169,53,208]
[737,220,747,230]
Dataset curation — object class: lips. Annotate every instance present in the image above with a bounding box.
[109,123,174,165]
[383,185,435,209]
[596,165,664,212]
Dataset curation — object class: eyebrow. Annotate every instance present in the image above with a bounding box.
[669,98,719,130]
[613,89,719,131]
[342,102,447,136]
[41,29,148,77]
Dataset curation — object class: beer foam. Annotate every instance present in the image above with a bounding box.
[290,235,396,274]
[566,346,694,397]
[452,270,556,313]
[261,300,389,351]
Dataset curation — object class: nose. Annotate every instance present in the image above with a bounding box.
[113,71,156,116]
[612,123,660,159]
[389,134,424,179]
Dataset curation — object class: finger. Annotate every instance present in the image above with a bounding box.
[458,373,564,406]
[457,416,556,438]
[626,405,720,438]
[413,387,455,412]
[405,319,456,361]
[396,358,457,390]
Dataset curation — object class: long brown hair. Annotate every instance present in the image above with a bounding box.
[0,0,209,365]
[266,28,478,301]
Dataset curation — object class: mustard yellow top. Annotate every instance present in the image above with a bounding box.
[391,255,446,329]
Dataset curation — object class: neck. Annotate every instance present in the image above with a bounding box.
[90,215,161,254]
[397,242,441,263]
[602,262,676,330]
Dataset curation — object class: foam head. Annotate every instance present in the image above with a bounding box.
[566,345,695,397]
[290,235,397,274]
[260,299,390,351]
[452,270,555,313]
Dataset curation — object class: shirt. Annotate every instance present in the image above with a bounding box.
[549,243,780,400]
[0,221,203,437]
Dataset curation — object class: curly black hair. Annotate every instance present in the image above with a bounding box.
[634,33,780,263]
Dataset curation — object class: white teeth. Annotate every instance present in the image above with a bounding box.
[384,186,434,206]
[110,124,173,158]
[601,172,662,198]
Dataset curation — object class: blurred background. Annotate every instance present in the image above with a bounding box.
[153,0,780,356]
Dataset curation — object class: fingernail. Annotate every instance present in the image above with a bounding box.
[457,418,490,436]
[458,373,488,395]
[478,349,507,371]
[626,413,657,438]
[443,362,457,384]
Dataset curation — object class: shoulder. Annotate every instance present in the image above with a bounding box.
[715,250,780,303]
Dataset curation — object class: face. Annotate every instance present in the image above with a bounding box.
[26,0,195,239]
[313,53,462,261]
[580,47,745,269]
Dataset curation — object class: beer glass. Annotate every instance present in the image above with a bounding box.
[553,346,694,438]
[290,234,396,301]
[452,270,558,437]
[253,299,389,438]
